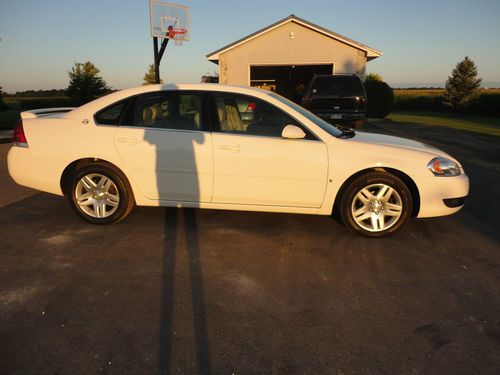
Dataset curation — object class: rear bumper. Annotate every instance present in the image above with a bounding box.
[416,173,469,218]
[315,111,366,122]
[7,146,64,196]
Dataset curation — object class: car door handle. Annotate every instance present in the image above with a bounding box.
[219,144,243,153]
[118,137,141,145]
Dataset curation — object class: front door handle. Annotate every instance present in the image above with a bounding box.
[118,137,141,145]
[219,144,243,153]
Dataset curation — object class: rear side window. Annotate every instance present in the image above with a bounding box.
[312,76,365,97]
[94,100,129,125]
[132,93,203,131]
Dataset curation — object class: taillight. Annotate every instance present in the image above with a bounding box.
[247,102,256,111]
[13,119,28,147]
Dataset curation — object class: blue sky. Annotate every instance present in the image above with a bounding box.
[1,0,499,92]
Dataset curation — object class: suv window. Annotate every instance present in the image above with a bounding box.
[311,75,365,97]
[132,93,203,130]
[213,93,311,138]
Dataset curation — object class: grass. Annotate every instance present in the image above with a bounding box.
[388,111,500,137]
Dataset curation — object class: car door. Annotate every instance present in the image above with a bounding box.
[112,91,213,202]
[210,93,328,208]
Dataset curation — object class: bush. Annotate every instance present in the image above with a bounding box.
[365,80,394,118]
[391,91,500,115]
[476,93,500,115]
[393,94,445,111]
[19,97,75,110]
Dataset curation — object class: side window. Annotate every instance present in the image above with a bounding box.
[133,93,203,130]
[94,100,128,125]
[214,93,305,138]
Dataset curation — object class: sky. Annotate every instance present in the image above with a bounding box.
[1,0,499,92]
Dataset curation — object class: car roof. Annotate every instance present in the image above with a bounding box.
[66,84,273,118]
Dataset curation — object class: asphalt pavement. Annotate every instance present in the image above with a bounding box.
[0,122,499,374]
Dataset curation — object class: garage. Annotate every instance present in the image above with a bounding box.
[206,15,382,101]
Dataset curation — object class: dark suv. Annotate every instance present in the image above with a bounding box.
[301,74,367,124]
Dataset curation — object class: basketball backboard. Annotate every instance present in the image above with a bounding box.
[149,1,190,43]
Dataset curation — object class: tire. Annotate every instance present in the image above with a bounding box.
[68,163,135,224]
[339,171,412,237]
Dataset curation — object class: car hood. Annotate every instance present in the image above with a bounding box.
[350,131,446,155]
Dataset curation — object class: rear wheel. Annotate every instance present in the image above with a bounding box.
[340,172,412,237]
[69,164,134,224]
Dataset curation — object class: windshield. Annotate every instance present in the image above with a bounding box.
[312,75,365,96]
[269,92,344,138]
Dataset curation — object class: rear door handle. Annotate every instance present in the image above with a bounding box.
[219,144,243,153]
[118,137,141,145]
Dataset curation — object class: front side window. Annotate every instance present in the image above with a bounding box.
[213,93,303,138]
[133,93,203,130]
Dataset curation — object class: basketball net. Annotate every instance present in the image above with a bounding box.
[167,25,186,46]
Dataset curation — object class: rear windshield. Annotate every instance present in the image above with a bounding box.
[311,76,365,96]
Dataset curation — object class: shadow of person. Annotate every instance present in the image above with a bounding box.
[134,85,211,374]
[158,208,211,375]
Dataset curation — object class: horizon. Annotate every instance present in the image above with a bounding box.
[1,0,499,92]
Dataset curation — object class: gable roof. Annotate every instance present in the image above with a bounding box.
[206,14,382,63]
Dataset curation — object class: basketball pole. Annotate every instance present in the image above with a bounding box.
[153,36,169,84]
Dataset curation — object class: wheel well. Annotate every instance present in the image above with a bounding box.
[332,167,421,218]
[60,158,129,196]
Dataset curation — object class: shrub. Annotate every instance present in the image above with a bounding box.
[0,86,7,112]
[393,94,445,111]
[365,80,394,118]
[477,93,500,115]
[19,97,75,110]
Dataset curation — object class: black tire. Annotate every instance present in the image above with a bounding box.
[68,163,135,224]
[339,171,412,237]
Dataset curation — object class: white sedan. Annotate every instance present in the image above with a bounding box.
[8,84,469,237]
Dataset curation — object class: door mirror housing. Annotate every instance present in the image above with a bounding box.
[281,124,306,139]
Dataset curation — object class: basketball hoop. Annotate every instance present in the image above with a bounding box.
[167,25,188,46]
[149,1,190,83]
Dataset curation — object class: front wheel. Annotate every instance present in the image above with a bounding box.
[69,164,134,224]
[340,172,412,237]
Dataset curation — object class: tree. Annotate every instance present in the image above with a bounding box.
[365,72,383,82]
[66,61,110,105]
[201,71,219,83]
[143,64,163,85]
[445,56,482,110]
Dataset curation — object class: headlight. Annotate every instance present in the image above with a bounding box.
[427,157,461,176]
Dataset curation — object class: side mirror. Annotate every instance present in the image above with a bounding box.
[281,124,306,139]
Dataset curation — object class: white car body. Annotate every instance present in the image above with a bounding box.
[7,84,469,229]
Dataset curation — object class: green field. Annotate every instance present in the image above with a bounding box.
[388,111,500,137]
[393,88,500,96]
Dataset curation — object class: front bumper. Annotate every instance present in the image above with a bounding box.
[416,173,469,218]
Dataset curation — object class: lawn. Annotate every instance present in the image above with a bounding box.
[387,111,500,137]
